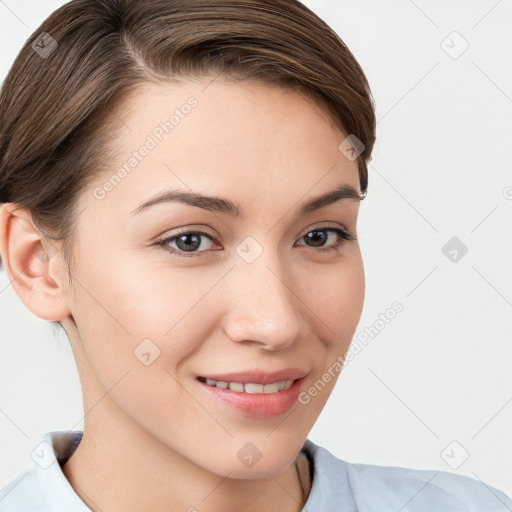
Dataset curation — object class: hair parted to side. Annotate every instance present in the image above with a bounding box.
[0,0,376,274]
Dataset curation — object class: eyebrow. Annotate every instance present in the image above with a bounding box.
[130,183,362,218]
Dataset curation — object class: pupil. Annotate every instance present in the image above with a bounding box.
[306,230,326,247]
[177,234,200,251]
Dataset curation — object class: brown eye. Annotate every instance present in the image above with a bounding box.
[296,227,356,253]
[155,231,217,257]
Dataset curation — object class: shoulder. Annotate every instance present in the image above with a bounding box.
[0,430,88,512]
[346,460,512,511]
[0,470,45,512]
[303,440,512,512]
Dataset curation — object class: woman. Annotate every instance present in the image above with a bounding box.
[0,0,510,510]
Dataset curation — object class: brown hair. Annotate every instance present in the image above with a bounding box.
[0,0,376,274]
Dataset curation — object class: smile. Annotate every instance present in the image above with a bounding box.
[195,369,307,417]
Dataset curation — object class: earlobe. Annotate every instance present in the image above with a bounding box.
[0,203,71,322]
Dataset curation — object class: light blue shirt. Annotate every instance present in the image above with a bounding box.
[0,430,510,511]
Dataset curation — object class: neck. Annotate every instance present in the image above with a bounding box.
[61,411,310,512]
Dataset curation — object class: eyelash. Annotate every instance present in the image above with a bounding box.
[154,226,357,258]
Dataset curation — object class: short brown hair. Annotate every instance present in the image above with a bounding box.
[0,0,376,273]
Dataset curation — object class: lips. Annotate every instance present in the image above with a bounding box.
[196,368,307,418]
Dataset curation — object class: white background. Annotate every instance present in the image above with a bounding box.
[1,0,511,498]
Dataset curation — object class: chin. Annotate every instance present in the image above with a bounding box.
[221,455,297,480]
[201,435,305,480]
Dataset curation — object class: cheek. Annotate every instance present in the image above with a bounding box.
[303,250,365,346]
[68,263,214,432]
[295,249,364,410]
[69,251,228,382]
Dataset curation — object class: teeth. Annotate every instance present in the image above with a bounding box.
[245,383,264,393]
[264,382,280,393]
[203,378,294,393]
[228,382,244,392]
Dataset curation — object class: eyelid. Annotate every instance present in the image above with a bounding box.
[155,225,218,241]
[300,221,349,236]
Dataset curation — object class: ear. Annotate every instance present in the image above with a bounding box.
[0,203,71,321]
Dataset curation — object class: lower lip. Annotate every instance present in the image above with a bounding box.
[197,378,304,418]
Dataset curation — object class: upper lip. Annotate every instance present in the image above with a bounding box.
[198,368,307,385]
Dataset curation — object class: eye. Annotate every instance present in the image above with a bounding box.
[154,226,357,258]
[154,230,218,258]
[295,226,357,254]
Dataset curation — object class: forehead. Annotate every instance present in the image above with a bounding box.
[80,78,359,221]
[115,76,348,155]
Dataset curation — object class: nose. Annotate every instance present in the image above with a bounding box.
[221,250,305,351]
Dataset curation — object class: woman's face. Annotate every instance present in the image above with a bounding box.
[59,77,365,477]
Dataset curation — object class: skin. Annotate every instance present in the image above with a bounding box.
[0,77,365,512]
